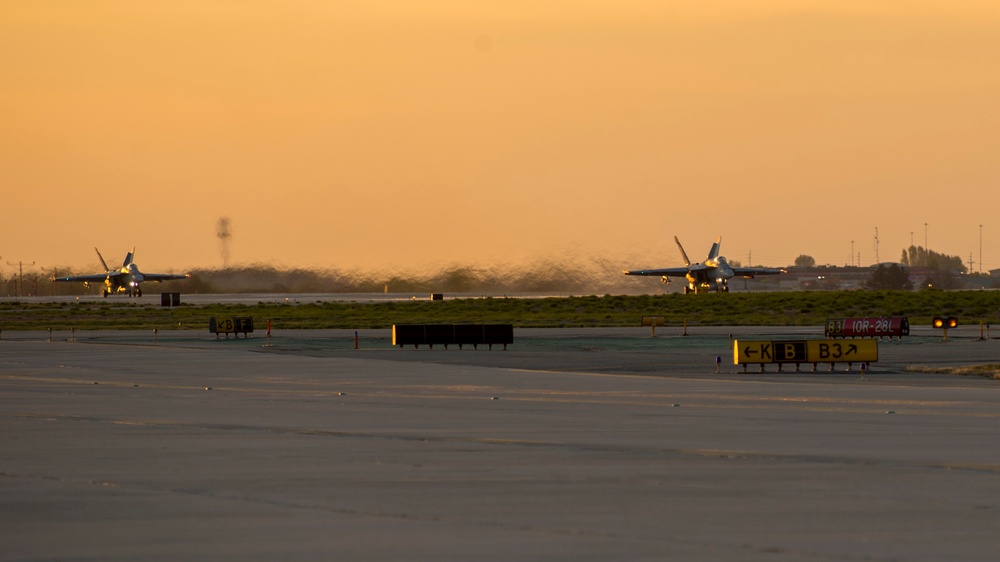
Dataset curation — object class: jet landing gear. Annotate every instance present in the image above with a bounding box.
[684,283,729,294]
[684,284,708,294]
[684,282,707,294]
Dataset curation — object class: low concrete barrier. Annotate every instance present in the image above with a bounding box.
[392,324,513,350]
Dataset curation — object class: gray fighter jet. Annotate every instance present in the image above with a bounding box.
[52,247,188,297]
[624,236,782,294]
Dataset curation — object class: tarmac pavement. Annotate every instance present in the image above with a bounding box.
[2,327,999,560]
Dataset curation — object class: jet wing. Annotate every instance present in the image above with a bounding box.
[140,273,190,282]
[732,266,783,278]
[623,267,692,277]
[52,273,111,283]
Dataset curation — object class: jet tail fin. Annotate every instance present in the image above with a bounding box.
[674,236,692,267]
[707,236,722,261]
[95,247,110,272]
[123,247,135,267]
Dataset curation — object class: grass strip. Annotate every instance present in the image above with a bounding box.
[1,290,998,331]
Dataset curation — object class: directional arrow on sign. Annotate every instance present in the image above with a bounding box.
[734,340,781,365]
[848,344,858,355]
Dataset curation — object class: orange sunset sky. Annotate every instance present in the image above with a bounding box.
[3,1,999,277]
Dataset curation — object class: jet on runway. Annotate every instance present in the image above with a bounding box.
[52,247,189,297]
[624,236,783,294]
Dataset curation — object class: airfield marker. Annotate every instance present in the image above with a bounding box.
[263,319,273,347]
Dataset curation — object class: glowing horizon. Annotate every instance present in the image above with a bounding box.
[3,1,999,276]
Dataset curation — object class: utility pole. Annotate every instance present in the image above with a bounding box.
[874,227,879,265]
[924,223,928,266]
[850,241,854,267]
[980,224,984,274]
[7,261,35,298]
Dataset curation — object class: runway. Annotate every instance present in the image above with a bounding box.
[0,292,567,305]
[2,328,999,560]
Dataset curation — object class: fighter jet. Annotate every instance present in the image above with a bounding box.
[52,247,189,297]
[624,236,783,294]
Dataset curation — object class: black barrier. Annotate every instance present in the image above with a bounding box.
[161,292,181,307]
[425,324,454,344]
[392,324,513,350]
[210,317,255,338]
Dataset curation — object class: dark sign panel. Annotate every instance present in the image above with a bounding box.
[210,317,255,336]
